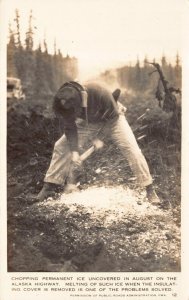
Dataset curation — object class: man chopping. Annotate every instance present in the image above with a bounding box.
[36,81,160,204]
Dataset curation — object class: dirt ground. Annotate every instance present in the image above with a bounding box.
[7,96,181,272]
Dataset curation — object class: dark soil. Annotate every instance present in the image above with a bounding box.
[7,95,181,272]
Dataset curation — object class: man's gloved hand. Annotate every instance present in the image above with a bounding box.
[71,151,82,166]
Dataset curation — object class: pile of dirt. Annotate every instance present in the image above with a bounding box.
[8,186,180,272]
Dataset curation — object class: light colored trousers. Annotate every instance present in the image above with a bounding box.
[45,114,153,187]
[45,113,153,187]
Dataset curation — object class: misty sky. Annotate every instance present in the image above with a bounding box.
[4,0,186,80]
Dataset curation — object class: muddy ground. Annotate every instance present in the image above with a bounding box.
[7,94,181,272]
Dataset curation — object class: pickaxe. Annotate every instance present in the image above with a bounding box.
[65,139,104,193]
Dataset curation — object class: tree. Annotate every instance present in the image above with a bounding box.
[7,10,79,99]
[161,54,167,69]
[34,44,50,97]
[43,34,48,54]
[54,38,57,56]
[161,54,169,79]
[7,23,17,77]
[25,10,34,51]
[14,9,22,48]
[140,56,150,91]
[134,57,141,91]
[174,52,181,88]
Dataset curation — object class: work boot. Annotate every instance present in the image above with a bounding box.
[64,183,79,194]
[35,182,58,202]
[146,184,161,205]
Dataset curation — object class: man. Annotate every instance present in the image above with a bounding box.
[36,81,160,204]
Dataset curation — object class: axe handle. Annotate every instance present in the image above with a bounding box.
[66,144,101,187]
[80,145,95,161]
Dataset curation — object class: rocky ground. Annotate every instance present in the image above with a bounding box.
[7,94,181,272]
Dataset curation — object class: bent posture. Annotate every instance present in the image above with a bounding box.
[37,81,160,204]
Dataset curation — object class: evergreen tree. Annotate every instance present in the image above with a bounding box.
[134,57,141,91]
[167,63,174,85]
[14,9,22,48]
[54,38,57,56]
[34,44,50,96]
[141,56,150,91]
[25,10,34,51]
[43,34,48,54]
[13,9,25,82]
[7,23,17,77]
[127,63,133,89]
[161,54,168,79]
[174,52,181,88]
[143,56,149,67]
[7,11,79,99]
[161,54,167,68]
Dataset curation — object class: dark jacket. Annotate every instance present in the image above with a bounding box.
[54,82,119,151]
